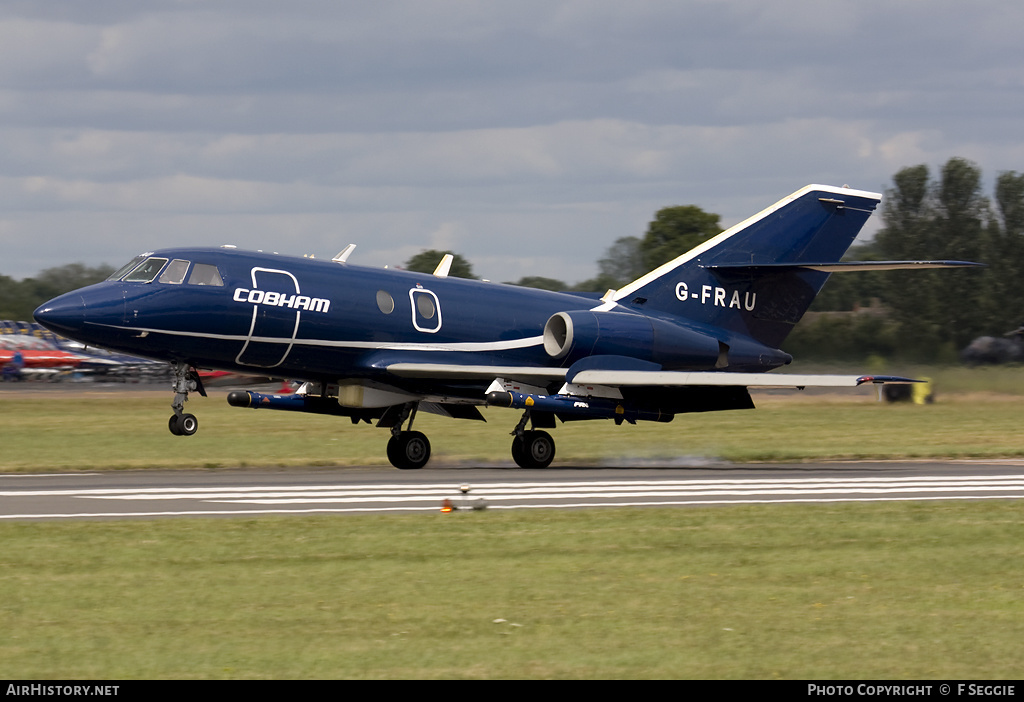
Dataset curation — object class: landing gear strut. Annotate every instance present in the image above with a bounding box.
[510,411,555,468]
[168,362,206,436]
[386,403,431,470]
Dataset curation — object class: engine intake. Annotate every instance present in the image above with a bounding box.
[543,310,721,369]
[542,310,790,371]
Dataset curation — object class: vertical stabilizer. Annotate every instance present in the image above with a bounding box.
[603,185,881,348]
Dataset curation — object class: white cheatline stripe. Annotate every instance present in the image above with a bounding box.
[91,322,544,354]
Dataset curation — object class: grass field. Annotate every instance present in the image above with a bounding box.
[3,373,1024,471]
[2,369,1023,679]
[2,502,1023,679]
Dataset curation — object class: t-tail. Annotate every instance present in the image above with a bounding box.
[601,184,977,351]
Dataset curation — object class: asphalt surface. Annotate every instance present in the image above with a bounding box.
[4,460,1024,520]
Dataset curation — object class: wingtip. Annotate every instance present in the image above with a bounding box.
[856,375,923,385]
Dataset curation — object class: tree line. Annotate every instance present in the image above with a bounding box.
[0,264,115,322]
[788,158,1024,361]
[415,158,1024,362]
[6,157,1022,362]
[405,203,723,294]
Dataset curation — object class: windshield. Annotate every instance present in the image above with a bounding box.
[122,257,169,283]
[105,254,225,286]
[107,254,149,281]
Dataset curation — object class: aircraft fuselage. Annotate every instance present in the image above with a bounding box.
[36,247,611,394]
[36,185,954,469]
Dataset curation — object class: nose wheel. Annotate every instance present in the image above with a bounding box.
[169,413,199,436]
[168,362,206,437]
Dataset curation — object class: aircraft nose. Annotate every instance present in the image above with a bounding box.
[34,293,86,336]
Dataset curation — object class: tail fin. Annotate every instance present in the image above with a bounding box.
[604,184,882,349]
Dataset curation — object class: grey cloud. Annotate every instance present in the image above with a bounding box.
[2,1,1022,285]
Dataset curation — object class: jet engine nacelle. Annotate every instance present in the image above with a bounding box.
[542,310,792,371]
[543,310,723,369]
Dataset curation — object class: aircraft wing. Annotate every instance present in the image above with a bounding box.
[385,363,567,383]
[385,362,915,389]
[567,370,918,388]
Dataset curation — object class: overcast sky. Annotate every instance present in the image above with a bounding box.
[2,1,1023,283]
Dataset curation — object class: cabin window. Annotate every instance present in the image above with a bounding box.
[376,290,395,314]
[123,257,169,283]
[159,259,190,284]
[187,264,225,286]
[416,293,435,320]
[107,254,149,281]
[410,288,442,333]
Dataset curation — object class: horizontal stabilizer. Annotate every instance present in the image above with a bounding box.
[706,260,984,273]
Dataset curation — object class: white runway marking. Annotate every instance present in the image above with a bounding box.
[3,474,1024,519]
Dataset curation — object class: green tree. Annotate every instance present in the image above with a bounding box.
[868,164,940,356]
[860,158,991,356]
[597,236,646,286]
[640,205,722,270]
[25,263,116,303]
[509,276,569,291]
[403,250,476,279]
[570,205,721,296]
[0,274,35,320]
[571,272,620,295]
[983,171,1024,332]
[809,240,886,312]
[933,158,988,346]
[0,263,114,322]
[570,236,646,294]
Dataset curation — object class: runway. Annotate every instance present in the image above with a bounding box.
[4,460,1024,520]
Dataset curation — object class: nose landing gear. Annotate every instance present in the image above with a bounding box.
[169,412,198,436]
[168,362,206,436]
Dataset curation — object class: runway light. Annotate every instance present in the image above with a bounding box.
[440,499,453,513]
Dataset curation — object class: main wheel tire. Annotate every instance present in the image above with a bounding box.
[511,430,555,469]
[177,413,198,436]
[387,431,431,469]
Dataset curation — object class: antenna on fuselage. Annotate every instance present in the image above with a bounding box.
[433,253,454,277]
[332,244,357,264]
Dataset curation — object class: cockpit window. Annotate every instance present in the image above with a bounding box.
[122,257,169,283]
[187,264,224,286]
[158,259,190,284]
[107,254,149,281]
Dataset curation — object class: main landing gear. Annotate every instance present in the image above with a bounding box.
[168,362,206,436]
[382,405,556,469]
[510,410,555,469]
[387,403,431,470]
[382,405,555,469]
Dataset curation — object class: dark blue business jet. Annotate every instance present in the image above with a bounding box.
[34,185,979,469]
